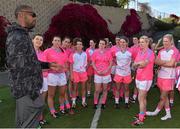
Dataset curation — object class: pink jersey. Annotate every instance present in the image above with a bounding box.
[43,47,68,73]
[110,45,120,57]
[36,50,48,77]
[91,49,113,76]
[157,46,179,79]
[115,48,132,76]
[65,48,75,58]
[130,44,140,61]
[69,51,87,72]
[135,48,155,81]
[110,45,120,66]
[86,47,95,62]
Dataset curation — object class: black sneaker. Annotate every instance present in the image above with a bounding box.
[76,96,80,102]
[125,103,130,109]
[39,120,45,126]
[60,110,66,115]
[94,104,97,109]
[129,97,136,103]
[66,108,75,115]
[101,104,106,109]
[114,103,120,109]
[170,102,174,108]
[39,119,48,126]
[82,102,88,108]
[51,112,59,118]
[87,93,91,98]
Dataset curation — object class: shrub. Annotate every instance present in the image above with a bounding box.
[173,26,180,45]
[0,16,10,70]
[154,19,175,31]
[44,3,114,48]
[120,9,142,37]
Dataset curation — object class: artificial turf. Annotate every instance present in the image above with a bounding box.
[0,85,180,128]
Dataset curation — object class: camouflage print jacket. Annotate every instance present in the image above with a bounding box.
[6,23,48,100]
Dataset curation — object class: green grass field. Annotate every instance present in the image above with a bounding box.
[0,85,180,128]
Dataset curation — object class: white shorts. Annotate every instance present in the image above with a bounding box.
[48,73,67,86]
[111,66,116,75]
[94,74,112,84]
[135,79,152,91]
[40,77,48,94]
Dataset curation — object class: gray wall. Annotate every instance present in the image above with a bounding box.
[0,0,150,34]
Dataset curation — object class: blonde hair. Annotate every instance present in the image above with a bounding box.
[163,34,174,45]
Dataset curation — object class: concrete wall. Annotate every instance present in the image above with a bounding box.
[0,0,69,34]
[0,0,150,34]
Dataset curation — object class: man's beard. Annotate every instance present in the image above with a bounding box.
[27,21,36,29]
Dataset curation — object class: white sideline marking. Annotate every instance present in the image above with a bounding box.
[90,95,103,129]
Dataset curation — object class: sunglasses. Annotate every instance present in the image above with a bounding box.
[20,11,36,17]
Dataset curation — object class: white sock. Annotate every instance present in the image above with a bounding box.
[125,97,129,103]
[154,107,161,114]
[170,99,174,104]
[146,107,161,116]
[88,91,91,95]
[72,98,76,104]
[82,97,86,103]
[115,98,119,104]
[133,94,137,100]
[165,108,171,116]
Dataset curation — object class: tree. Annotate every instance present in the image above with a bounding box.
[139,2,151,14]
[117,0,129,8]
[105,0,119,7]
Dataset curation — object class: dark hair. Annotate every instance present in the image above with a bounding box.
[32,33,44,51]
[15,5,32,18]
[32,33,43,39]
[62,36,71,42]
[119,36,129,44]
[115,35,121,39]
[52,35,61,41]
[73,37,82,46]
[99,39,107,45]
[89,39,96,43]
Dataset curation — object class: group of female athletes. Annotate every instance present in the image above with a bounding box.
[32,33,180,126]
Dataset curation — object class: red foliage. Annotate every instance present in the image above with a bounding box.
[120,9,142,37]
[44,3,114,46]
[0,16,10,48]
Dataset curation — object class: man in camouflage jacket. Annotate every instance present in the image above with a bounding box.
[6,5,59,128]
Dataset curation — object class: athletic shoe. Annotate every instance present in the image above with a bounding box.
[51,112,59,118]
[129,97,136,103]
[161,114,171,120]
[146,111,158,116]
[60,110,66,115]
[101,104,106,109]
[94,104,97,109]
[39,119,48,126]
[131,119,144,126]
[67,108,75,115]
[82,102,88,108]
[72,103,76,109]
[170,103,174,108]
[133,114,146,120]
[87,93,91,98]
[76,96,80,102]
[114,103,120,109]
[125,103,130,109]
